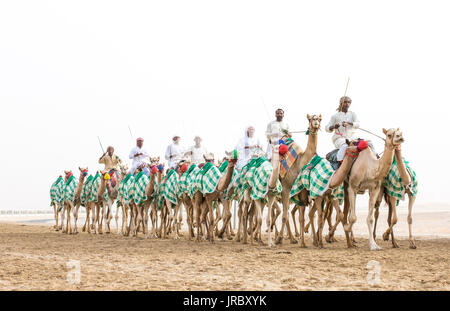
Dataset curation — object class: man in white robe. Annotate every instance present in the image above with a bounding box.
[165,135,185,169]
[129,137,150,174]
[235,126,262,170]
[326,96,360,161]
[265,108,289,159]
[185,136,208,165]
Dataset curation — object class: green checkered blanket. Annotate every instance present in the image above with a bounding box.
[178,164,198,197]
[50,177,65,206]
[133,172,150,205]
[118,174,135,205]
[231,157,282,202]
[194,162,222,195]
[80,175,93,206]
[290,155,344,204]
[383,157,418,206]
[63,175,78,202]
[88,173,109,203]
[160,169,179,205]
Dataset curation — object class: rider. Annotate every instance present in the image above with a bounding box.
[265,108,290,159]
[235,126,262,170]
[326,96,360,161]
[99,146,122,186]
[165,135,185,169]
[129,137,150,174]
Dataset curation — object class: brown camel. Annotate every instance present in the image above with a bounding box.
[373,146,418,249]
[276,114,322,245]
[193,154,237,243]
[239,144,280,246]
[62,167,88,234]
[343,128,404,250]
[300,144,363,248]
[88,171,110,234]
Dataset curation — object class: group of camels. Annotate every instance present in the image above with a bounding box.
[50,114,418,251]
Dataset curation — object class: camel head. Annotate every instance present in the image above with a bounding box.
[78,167,88,178]
[250,147,266,159]
[307,114,322,133]
[382,128,404,149]
[119,163,129,176]
[64,170,72,181]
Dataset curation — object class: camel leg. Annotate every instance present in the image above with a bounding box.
[218,200,231,239]
[53,203,59,230]
[276,191,297,244]
[315,197,325,248]
[343,184,357,248]
[272,201,281,238]
[407,193,417,249]
[115,204,120,234]
[72,203,80,234]
[368,187,382,251]
[234,201,243,242]
[61,203,66,233]
[383,195,399,248]
[241,198,250,244]
[373,205,380,240]
[172,202,180,240]
[326,199,342,243]
[291,205,300,237]
[206,198,216,243]
[65,203,73,234]
[308,201,318,247]
[213,202,222,237]
[253,200,264,245]
[298,204,306,248]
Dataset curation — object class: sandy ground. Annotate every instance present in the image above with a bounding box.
[0,207,449,290]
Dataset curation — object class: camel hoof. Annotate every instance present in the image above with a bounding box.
[409,244,417,249]
[392,242,399,248]
[325,235,332,243]
[382,232,390,241]
[370,244,382,251]
[290,238,298,244]
[300,242,307,248]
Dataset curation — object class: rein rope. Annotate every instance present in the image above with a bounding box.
[358,128,386,141]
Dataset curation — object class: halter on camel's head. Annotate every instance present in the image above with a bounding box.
[119,163,129,175]
[383,128,404,149]
[307,114,322,135]
[78,167,88,177]
[64,170,73,181]
[203,152,215,164]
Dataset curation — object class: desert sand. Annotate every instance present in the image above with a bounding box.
[0,207,449,291]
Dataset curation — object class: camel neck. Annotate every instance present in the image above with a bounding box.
[376,143,395,180]
[268,149,280,188]
[98,179,107,197]
[217,163,234,192]
[305,128,318,155]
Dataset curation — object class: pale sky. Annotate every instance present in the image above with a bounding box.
[0,0,448,210]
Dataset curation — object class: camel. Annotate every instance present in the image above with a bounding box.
[373,146,418,249]
[276,114,322,245]
[50,175,65,231]
[150,164,165,238]
[114,163,129,234]
[62,167,88,234]
[128,159,160,238]
[86,171,110,234]
[238,145,280,246]
[343,128,404,250]
[192,154,237,243]
[293,143,364,248]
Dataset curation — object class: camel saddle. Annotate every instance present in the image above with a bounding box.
[279,141,302,178]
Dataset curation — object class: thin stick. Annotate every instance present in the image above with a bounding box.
[97,136,105,154]
[128,125,134,141]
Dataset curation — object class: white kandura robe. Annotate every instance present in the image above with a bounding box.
[165,143,185,169]
[326,110,360,161]
[129,146,150,174]
[265,120,289,159]
[235,129,262,170]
